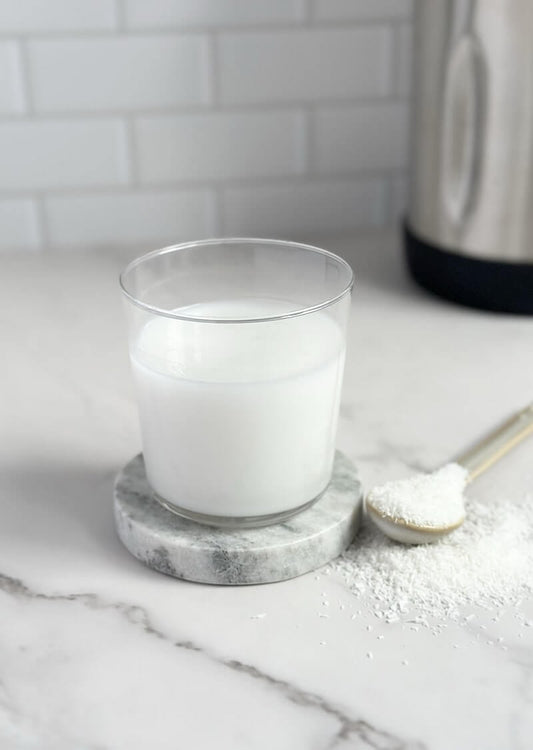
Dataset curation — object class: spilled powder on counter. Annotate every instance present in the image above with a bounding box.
[367,463,468,528]
[330,493,533,625]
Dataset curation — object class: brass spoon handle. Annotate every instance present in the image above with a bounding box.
[457,403,533,482]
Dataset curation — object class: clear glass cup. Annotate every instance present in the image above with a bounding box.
[120,238,353,528]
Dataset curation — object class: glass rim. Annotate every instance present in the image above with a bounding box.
[119,237,354,324]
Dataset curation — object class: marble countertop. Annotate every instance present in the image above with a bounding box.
[1,231,532,750]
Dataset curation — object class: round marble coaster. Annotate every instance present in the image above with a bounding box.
[114,451,363,585]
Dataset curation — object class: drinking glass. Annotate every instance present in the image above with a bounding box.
[120,238,353,528]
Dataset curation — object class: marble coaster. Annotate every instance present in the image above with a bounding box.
[114,452,363,585]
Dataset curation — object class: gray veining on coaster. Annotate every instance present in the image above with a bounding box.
[114,451,363,585]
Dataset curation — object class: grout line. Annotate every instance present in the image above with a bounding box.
[389,20,414,98]
[0,171,407,201]
[35,193,50,251]
[125,116,138,186]
[395,21,414,98]
[211,187,224,235]
[382,177,394,226]
[382,22,397,98]
[17,38,35,116]
[389,22,401,97]
[0,96,410,123]
[302,105,314,177]
[117,118,133,186]
[0,19,413,40]
[114,0,127,32]
[206,31,219,107]
[302,0,314,25]
[33,229,390,255]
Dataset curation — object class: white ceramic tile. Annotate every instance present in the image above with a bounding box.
[218,28,392,104]
[45,190,214,249]
[313,0,413,21]
[125,0,304,28]
[136,111,305,184]
[0,0,116,32]
[0,199,40,251]
[315,103,409,173]
[0,42,26,114]
[0,120,128,190]
[29,36,209,113]
[223,178,386,237]
[395,23,413,96]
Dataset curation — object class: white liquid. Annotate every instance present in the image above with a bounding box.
[131,298,345,518]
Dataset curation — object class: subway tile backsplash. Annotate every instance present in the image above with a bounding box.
[0,0,411,252]
[217,28,393,104]
[222,178,386,239]
[28,36,211,112]
[135,111,306,184]
[45,189,215,249]
[0,0,117,34]
[0,41,26,114]
[0,198,40,251]
[314,103,409,174]
[124,0,306,30]
[0,120,129,191]
[311,0,413,22]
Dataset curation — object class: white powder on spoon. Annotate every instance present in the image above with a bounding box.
[366,463,468,528]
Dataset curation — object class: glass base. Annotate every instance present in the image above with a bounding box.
[153,489,327,530]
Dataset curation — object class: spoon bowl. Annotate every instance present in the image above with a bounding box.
[365,498,465,544]
[365,403,533,545]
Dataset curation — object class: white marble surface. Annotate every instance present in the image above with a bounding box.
[1,231,532,750]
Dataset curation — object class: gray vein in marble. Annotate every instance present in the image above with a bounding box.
[222,659,426,750]
[0,572,424,750]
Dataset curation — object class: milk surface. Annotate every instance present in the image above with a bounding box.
[131,298,345,518]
